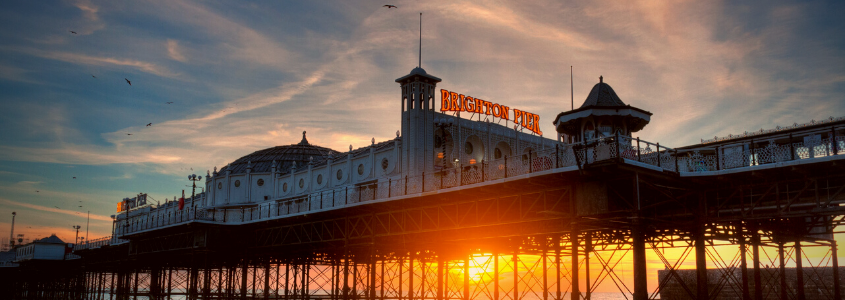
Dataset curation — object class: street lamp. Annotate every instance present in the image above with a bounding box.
[188,174,203,201]
[72,225,81,245]
[434,118,455,171]
[9,212,16,247]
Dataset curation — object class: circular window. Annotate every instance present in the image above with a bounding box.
[257,179,264,186]
[299,178,304,188]
[317,174,323,184]
[217,182,222,189]
[465,142,473,155]
[234,180,240,187]
[495,148,503,159]
[283,182,288,192]
[357,164,365,175]
[337,169,343,180]
[381,158,389,170]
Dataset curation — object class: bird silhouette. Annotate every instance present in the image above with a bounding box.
[91,74,97,78]
[166,102,173,104]
[146,123,152,127]
[126,133,132,135]
[36,190,39,193]
[73,177,76,179]
[79,206,82,207]
[125,78,131,86]
[69,31,77,34]
[383,5,397,8]
[54,206,59,209]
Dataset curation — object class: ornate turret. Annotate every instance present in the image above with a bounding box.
[553,76,652,143]
[396,66,441,176]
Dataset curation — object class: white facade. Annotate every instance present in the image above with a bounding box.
[14,235,67,262]
[112,67,560,235]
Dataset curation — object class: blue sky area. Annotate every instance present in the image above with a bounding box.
[0,0,843,247]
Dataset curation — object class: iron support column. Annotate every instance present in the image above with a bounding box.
[242,261,249,300]
[543,239,548,300]
[751,229,762,300]
[632,218,647,300]
[555,236,561,300]
[408,253,414,300]
[466,255,471,300]
[833,240,842,300]
[570,224,580,300]
[778,243,786,300]
[513,244,519,300]
[738,223,750,300]
[585,234,591,300]
[695,225,708,300]
[265,262,271,300]
[795,240,805,300]
[494,253,499,300]
[190,267,199,300]
[437,255,444,300]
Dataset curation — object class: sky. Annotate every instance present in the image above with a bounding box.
[0,0,843,279]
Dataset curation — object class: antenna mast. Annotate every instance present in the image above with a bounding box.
[419,13,422,68]
[570,66,574,110]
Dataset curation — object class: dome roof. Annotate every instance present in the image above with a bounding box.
[395,66,442,83]
[218,131,338,175]
[553,76,652,135]
[580,76,626,108]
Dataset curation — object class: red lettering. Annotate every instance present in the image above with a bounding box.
[450,92,460,111]
[440,89,451,111]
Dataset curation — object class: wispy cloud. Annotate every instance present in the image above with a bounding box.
[166,39,187,62]
[71,0,105,35]
[0,47,179,78]
[0,197,112,221]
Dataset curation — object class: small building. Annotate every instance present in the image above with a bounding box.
[14,235,68,262]
[0,250,17,267]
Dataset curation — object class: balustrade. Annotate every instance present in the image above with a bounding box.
[106,131,844,238]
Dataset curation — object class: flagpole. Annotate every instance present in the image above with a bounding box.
[85,211,90,241]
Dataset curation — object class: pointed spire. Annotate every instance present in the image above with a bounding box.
[298,131,309,145]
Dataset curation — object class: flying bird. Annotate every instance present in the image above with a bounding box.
[73,177,76,179]
[125,78,131,86]
[146,123,152,127]
[383,5,397,8]
[54,206,59,209]
[126,133,132,135]
[91,74,97,79]
[166,102,173,104]
[79,206,83,207]
[69,31,77,34]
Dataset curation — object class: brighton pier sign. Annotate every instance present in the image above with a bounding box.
[440,89,542,135]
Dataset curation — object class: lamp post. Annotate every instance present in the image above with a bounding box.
[434,118,455,171]
[188,174,203,201]
[9,212,15,248]
[72,225,81,245]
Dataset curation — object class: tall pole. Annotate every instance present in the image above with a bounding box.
[73,225,81,245]
[419,13,422,68]
[9,212,15,247]
[570,66,573,110]
[85,211,90,242]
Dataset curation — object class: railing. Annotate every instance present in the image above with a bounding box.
[116,135,684,235]
[679,132,844,174]
[115,131,844,235]
[72,236,127,251]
